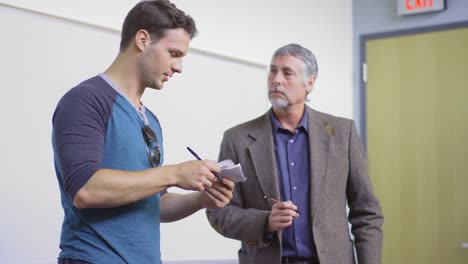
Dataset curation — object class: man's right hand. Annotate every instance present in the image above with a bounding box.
[174,160,221,191]
[267,201,300,232]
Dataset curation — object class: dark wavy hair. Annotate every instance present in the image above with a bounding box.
[120,0,198,51]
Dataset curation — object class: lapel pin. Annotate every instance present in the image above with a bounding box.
[325,124,336,136]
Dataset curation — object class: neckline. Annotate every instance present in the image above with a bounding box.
[98,73,149,126]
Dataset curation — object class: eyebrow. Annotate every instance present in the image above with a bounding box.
[169,48,185,57]
[270,65,294,72]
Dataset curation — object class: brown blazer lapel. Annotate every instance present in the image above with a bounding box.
[247,111,280,201]
[308,107,331,221]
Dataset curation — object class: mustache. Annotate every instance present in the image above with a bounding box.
[268,86,287,96]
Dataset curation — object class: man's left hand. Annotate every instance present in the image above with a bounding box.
[200,178,235,209]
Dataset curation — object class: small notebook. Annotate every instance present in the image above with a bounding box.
[218,159,247,182]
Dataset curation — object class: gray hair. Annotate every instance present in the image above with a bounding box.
[272,43,318,82]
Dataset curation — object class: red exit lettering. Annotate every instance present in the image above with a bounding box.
[406,0,433,10]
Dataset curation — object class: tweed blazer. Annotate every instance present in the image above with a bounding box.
[207,106,383,264]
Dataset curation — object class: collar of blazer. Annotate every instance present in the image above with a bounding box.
[246,106,333,140]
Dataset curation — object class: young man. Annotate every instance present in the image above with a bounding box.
[207,44,383,264]
[52,1,234,263]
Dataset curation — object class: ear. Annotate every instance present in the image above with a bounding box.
[134,29,151,51]
[306,75,317,93]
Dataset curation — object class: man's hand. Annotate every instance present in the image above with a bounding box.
[174,160,221,191]
[200,178,235,209]
[267,201,299,232]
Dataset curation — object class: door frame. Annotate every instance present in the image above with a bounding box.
[358,20,468,146]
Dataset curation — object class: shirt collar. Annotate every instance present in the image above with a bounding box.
[270,107,309,133]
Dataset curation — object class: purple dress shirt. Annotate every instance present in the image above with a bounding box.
[271,110,317,258]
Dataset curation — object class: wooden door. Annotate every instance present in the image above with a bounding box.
[365,26,468,264]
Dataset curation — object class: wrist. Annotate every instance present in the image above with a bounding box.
[265,231,277,241]
[263,214,277,242]
[196,192,206,210]
[162,165,178,187]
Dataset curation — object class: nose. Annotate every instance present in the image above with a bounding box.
[271,71,284,85]
[172,60,182,74]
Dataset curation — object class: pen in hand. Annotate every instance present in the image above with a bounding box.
[264,196,301,215]
[186,147,226,185]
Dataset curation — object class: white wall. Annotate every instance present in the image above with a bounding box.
[0,1,353,263]
[1,0,353,117]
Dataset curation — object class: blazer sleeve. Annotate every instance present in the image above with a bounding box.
[346,120,384,264]
[206,130,272,247]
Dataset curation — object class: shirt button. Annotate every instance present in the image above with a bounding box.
[293,186,297,190]
[290,162,295,166]
[289,139,294,143]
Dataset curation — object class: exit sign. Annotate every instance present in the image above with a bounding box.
[398,0,446,16]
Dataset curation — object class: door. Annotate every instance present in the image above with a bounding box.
[365,25,468,263]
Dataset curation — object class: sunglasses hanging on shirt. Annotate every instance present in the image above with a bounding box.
[142,125,161,167]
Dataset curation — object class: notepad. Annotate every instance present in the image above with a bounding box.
[218,159,247,182]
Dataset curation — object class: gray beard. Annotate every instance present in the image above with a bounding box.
[269,97,289,108]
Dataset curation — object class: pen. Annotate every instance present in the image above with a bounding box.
[186,146,202,160]
[264,196,301,214]
[186,147,225,185]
